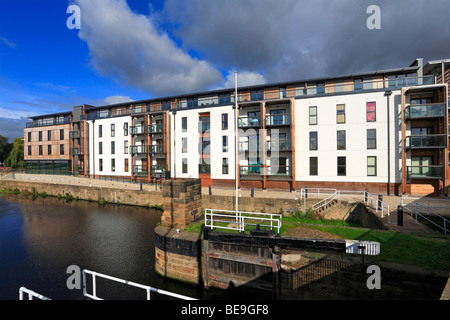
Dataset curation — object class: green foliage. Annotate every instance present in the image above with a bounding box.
[0,135,13,163]
[4,137,24,168]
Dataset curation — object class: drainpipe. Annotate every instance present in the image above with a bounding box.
[172,110,177,179]
[92,119,95,179]
[384,90,392,195]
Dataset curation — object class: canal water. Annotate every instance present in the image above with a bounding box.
[0,193,236,300]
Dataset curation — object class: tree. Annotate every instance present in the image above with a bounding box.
[5,137,25,168]
[0,135,12,164]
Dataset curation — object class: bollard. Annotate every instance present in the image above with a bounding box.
[209,185,212,195]
[140,183,142,191]
[397,205,403,226]
[364,189,368,202]
[378,194,383,210]
[251,186,254,198]
[305,187,308,199]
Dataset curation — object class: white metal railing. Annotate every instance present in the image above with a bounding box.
[82,269,197,300]
[204,209,282,234]
[402,201,449,234]
[363,191,391,224]
[312,191,339,211]
[19,287,51,300]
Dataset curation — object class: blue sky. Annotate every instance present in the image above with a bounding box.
[0,0,449,141]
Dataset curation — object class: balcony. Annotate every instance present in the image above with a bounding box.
[238,116,261,128]
[130,125,146,135]
[150,165,165,176]
[407,166,444,179]
[405,134,447,150]
[265,114,291,126]
[133,165,148,176]
[149,144,164,154]
[240,165,262,176]
[148,124,163,134]
[26,117,71,128]
[405,103,446,120]
[130,145,149,154]
[266,140,291,152]
[69,131,80,139]
[266,165,291,176]
[69,148,81,155]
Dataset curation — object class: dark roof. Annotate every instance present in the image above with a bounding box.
[28,110,72,120]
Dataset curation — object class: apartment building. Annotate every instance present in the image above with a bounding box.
[24,111,72,174]
[24,58,449,196]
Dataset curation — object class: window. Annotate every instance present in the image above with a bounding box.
[111,159,115,172]
[279,87,286,99]
[222,135,228,152]
[98,125,102,138]
[161,101,171,110]
[222,113,228,130]
[60,129,64,140]
[99,142,103,155]
[182,138,187,153]
[337,157,346,176]
[28,132,31,142]
[310,157,318,176]
[354,79,363,92]
[317,82,325,95]
[111,141,115,154]
[99,159,103,171]
[39,145,43,155]
[219,93,231,104]
[366,102,376,122]
[337,130,346,150]
[123,122,128,136]
[367,129,377,149]
[48,145,52,155]
[199,159,210,174]
[182,117,187,132]
[182,158,188,173]
[60,144,64,155]
[28,146,32,156]
[187,97,198,108]
[39,131,42,141]
[124,140,128,154]
[47,130,51,141]
[411,156,432,176]
[336,104,345,123]
[124,159,129,172]
[111,124,115,137]
[250,90,264,101]
[309,106,317,125]
[222,158,229,174]
[367,156,377,176]
[309,132,318,150]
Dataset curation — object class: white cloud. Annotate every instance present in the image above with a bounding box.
[104,95,133,105]
[74,0,223,97]
[224,71,266,89]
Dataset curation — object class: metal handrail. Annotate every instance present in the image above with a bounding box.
[312,191,339,211]
[82,269,196,300]
[19,287,51,300]
[403,201,449,234]
[205,209,282,234]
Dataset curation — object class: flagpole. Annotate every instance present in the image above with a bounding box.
[234,72,238,216]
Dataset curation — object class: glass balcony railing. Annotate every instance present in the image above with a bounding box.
[149,144,164,154]
[265,114,291,126]
[240,165,262,176]
[130,145,149,154]
[266,140,291,151]
[266,165,291,176]
[130,125,146,135]
[69,131,80,139]
[133,165,148,175]
[239,141,260,152]
[405,103,446,120]
[199,164,211,174]
[69,148,81,155]
[238,116,261,128]
[405,134,447,150]
[407,166,444,179]
[26,117,71,128]
[148,124,163,134]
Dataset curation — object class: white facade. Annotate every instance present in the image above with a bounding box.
[294,90,403,184]
[88,116,132,177]
[170,104,237,180]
